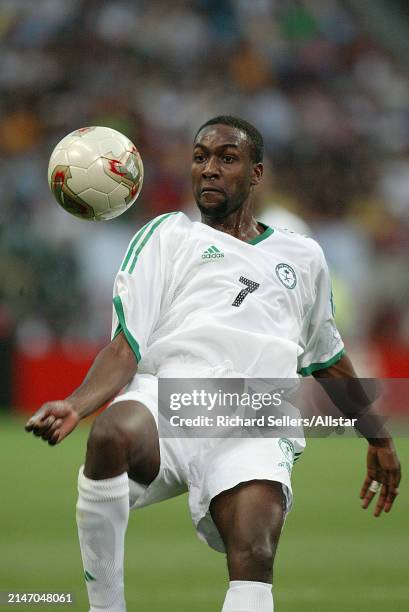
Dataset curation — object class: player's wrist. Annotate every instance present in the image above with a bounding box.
[63,395,88,420]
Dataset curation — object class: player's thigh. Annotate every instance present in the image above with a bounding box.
[210,479,285,554]
[86,400,160,484]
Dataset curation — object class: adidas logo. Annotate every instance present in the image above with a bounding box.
[201,245,225,259]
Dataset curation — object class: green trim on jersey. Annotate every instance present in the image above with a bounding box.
[248,224,274,245]
[120,220,151,271]
[112,322,122,340]
[298,348,345,377]
[113,296,141,362]
[129,212,179,273]
[121,212,179,273]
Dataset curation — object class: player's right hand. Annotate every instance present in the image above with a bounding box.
[25,401,80,445]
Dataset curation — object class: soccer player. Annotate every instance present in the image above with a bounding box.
[26,116,401,612]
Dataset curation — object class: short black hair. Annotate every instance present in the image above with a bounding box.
[194,115,263,163]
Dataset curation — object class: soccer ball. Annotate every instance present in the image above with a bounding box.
[48,126,143,220]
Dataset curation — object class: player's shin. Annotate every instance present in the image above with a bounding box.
[76,467,129,612]
[222,581,273,612]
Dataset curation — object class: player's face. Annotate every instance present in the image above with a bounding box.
[192,125,262,218]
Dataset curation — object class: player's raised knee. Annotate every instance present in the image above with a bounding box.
[234,540,275,568]
[228,540,275,582]
[85,413,134,478]
[88,416,128,451]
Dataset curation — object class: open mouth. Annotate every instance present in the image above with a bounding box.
[201,187,224,194]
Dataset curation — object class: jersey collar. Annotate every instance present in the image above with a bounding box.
[247,222,274,245]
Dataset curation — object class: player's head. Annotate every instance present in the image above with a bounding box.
[192,115,263,218]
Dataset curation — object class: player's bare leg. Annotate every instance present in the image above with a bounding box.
[210,480,285,612]
[76,401,160,612]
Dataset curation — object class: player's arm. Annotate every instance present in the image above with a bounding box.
[25,331,137,445]
[26,213,177,446]
[313,353,401,516]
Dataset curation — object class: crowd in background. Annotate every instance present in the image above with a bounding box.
[1,0,408,374]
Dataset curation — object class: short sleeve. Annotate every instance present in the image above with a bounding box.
[298,245,344,376]
[111,213,176,362]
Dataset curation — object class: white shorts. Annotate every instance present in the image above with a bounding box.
[110,373,305,553]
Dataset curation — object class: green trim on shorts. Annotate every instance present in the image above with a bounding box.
[298,348,345,377]
[113,296,141,362]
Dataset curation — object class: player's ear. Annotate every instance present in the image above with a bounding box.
[251,162,263,186]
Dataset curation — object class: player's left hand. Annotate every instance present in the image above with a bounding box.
[360,440,401,516]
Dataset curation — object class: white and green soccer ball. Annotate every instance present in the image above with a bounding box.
[48,126,144,220]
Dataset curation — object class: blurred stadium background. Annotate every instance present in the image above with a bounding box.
[0,1,408,610]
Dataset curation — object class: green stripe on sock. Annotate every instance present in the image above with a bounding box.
[84,570,96,582]
[129,212,177,274]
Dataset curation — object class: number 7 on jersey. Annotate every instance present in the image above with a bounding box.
[232,276,260,307]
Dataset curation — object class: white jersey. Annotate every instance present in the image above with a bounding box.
[111,211,344,379]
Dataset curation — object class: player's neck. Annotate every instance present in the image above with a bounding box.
[200,207,262,243]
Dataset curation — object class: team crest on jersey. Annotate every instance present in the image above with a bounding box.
[275,263,297,289]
